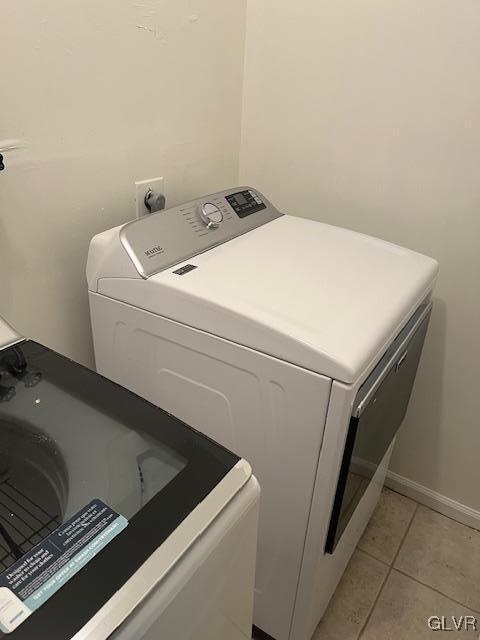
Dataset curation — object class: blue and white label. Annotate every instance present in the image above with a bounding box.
[0,499,128,633]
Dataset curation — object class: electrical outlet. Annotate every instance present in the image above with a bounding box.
[135,176,165,218]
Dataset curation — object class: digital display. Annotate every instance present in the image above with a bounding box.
[234,193,247,206]
[226,190,266,219]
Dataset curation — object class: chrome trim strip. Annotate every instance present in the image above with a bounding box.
[72,459,253,640]
[354,302,432,418]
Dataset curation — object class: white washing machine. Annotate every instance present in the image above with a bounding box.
[0,316,259,640]
[87,187,438,640]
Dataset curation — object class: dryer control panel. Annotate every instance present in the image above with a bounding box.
[119,187,282,278]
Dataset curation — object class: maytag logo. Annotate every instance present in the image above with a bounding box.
[144,245,164,258]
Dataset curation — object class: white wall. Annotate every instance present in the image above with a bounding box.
[240,0,480,512]
[0,0,246,367]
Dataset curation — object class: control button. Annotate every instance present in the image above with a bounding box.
[199,202,223,229]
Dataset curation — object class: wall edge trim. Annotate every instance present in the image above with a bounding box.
[385,471,480,530]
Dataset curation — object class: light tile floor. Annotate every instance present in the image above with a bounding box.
[314,489,480,639]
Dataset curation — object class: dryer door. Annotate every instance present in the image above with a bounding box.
[325,302,432,554]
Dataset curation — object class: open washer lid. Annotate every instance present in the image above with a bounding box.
[89,189,438,383]
[0,331,247,640]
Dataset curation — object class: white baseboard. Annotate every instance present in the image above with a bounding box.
[385,471,480,531]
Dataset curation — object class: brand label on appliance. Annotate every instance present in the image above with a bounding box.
[0,499,128,633]
[144,245,164,258]
[173,264,197,275]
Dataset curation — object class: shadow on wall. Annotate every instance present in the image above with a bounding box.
[0,218,26,323]
[390,296,447,491]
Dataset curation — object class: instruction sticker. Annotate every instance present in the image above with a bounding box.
[0,499,128,633]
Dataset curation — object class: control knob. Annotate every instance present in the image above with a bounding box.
[199,202,223,229]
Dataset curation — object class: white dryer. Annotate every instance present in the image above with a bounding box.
[87,187,438,640]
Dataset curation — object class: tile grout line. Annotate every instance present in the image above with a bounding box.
[389,485,480,538]
[357,547,392,569]
[356,561,391,640]
[392,503,480,616]
[357,502,420,639]
[391,502,420,567]
[393,491,480,535]
[393,567,480,617]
